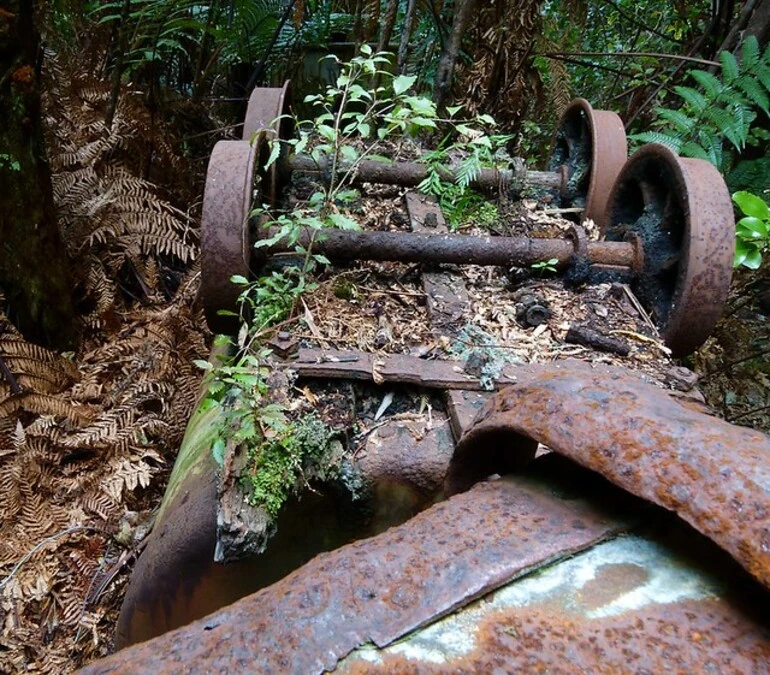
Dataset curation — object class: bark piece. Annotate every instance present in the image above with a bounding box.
[565,324,630,356]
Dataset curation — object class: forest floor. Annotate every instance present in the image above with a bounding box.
[1,58,769,673]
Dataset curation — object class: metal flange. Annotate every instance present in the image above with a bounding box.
[549,98,628,230]
[603,143,734,357]
[199,138,264,335]
[243,81,292,206]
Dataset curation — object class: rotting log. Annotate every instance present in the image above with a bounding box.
[0,2,77,349]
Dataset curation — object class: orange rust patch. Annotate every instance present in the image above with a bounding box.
[574,562,650,611]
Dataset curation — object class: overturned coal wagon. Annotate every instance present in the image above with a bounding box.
[81,82,770,673]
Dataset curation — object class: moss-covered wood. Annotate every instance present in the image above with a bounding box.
[0,2,76,349]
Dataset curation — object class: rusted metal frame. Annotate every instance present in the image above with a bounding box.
[404,192,471,336]
[448,360,770,591]
[287,153,564,198]
[258,226,638,269]
[81,473,638,674]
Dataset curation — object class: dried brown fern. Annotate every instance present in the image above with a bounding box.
[0,48,211,672]
[453,0,545,132]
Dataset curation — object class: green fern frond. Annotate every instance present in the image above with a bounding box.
[720,50,740,84]
[741,35,760,71]
[697,128,724,168]
[690,70,723,98]
[679,141,710,161]
[657,108,696,135]
[735,76,770,115]
[629,131,682,153]
[755,64,770,94]
[673,86,707,115]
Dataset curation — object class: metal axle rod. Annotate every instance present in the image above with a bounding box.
[259,227,638,270]
[286,153,566,199]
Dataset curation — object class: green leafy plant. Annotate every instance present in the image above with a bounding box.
[196,341,341,518]
[733,191,770,270]
[416,107,513,223]
[531,258,559,274]
[631,36,770,176]
[203,48,517,521]
[0,154,21,172]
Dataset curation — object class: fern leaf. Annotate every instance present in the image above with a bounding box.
[741,35,760,71]
[690,70,723,98]
[756,64,770,94]
[657,107,696,135]
[697,128,724,169]
[735,75,770,115]
[629,131,682,153]
[720,50,740,84]
[673,85,707,115]
[679,141,711,162]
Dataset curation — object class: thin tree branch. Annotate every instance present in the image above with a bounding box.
[594,0,685,45]
[538,50,719,67]
[104,0,132,131]
[537,53,640,78]
[245,0,296,93]
[728,402,770,422]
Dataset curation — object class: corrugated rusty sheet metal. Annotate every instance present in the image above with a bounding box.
[447,360,770,590]
[338,529,770,672]
[80,462,637,674]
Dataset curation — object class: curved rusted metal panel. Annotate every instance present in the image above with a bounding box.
[447,360,770,590]
[81,462,640,673]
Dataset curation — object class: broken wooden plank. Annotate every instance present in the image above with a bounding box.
[445,390,492,441]
[405,192,471,337]
[283,348,520,390]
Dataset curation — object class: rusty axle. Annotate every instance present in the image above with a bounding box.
[286,153,565,198]
[259,226,638,270]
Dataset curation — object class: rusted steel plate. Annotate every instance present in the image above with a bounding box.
[550,98,627,229]
[356,414,454,524]
[338,528,770,672]
[404,193,492,447]
[605,143,734,357]
[82,469,636,673]
[285,349,520,389]
[448,359,770,590]
[199,139,260,334]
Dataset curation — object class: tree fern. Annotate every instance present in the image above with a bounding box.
[630,35,770,187]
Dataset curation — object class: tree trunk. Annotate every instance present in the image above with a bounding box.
[376,0,399,53]
[0,2,77,349]
[745,0,770,48]
[397,0,418,73]
[433,0,475,107]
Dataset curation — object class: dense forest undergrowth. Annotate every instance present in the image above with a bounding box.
[2,0,770,670]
